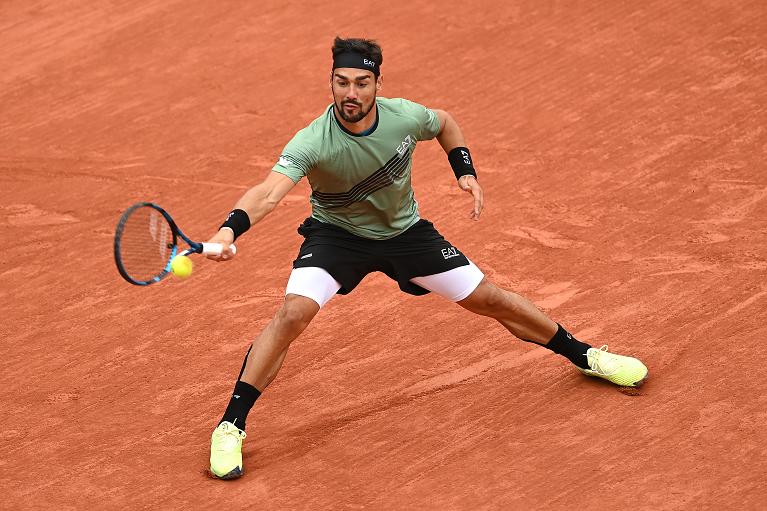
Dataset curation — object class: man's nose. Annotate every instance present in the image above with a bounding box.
[345,84,358,100]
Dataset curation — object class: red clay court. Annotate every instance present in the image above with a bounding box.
[1,1,765,509]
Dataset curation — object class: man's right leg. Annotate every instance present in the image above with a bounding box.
[238,293,320,390]
[210,267,341,479]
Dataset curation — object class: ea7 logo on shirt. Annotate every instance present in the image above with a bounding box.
[396,135,414,158]
[278,155,291,167]
[441,247,460,259]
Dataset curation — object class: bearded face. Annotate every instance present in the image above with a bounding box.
[331,69,380,125]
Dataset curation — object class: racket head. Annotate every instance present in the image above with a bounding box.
[114,202,181,285]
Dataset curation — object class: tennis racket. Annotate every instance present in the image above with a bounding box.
[114,202,236,286]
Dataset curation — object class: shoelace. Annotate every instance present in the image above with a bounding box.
[214,424,246,452]
[587,345,618,376]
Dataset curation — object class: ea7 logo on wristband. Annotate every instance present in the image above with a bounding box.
[441,247,460,259]
[460,149,471,165]
[396,135,414,157]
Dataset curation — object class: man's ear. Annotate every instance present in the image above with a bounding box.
[376,75,383,90]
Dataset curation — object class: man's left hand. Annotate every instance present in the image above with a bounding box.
[458,175,483,220]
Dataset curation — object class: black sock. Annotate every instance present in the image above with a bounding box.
[219,380,261,431]
[543,324,592,369]
[220,345,259,430]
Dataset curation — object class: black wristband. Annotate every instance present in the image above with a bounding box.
[220,209,251,241]
[447,147,477,180]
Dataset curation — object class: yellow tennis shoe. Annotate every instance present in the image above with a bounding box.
[210,421,246,479]
[579,345,648,387]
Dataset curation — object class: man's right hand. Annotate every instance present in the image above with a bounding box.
[206,228,236,262]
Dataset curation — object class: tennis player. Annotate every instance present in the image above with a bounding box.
[205,37,648,479]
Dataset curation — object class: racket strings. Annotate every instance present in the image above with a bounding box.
[117,207,174,282]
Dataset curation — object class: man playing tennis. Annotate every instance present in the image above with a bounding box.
[205,37,648,479]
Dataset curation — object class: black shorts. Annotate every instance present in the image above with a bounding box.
[292,217,470,296]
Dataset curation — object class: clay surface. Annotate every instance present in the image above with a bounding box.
[2,1,766,509]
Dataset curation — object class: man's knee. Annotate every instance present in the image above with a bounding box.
[276,294,319,333]
[461,281,518,316]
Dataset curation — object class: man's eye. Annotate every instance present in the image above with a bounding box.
[337,81,348,87]
[358,83,367,88]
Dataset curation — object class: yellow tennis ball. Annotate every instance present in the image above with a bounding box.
[170,255,193,278]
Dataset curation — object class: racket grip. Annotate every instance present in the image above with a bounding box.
[201,242,237,256]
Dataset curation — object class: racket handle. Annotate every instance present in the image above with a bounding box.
[201,243,237,256]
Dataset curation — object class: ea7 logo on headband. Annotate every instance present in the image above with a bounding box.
[396,135,414,157]
[364,59,375,67]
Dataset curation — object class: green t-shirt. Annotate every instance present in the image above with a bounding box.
[272,97,441,240]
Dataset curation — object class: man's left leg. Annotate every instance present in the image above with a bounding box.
[456,279,558,345]
[411,267,648,387]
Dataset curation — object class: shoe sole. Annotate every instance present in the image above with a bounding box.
[210,466,243,480]
[579,369,649,387]
[631,370,649,387]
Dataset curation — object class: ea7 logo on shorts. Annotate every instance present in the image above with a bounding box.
[441,247,460,259]
[396,135,414,157]
[278,155,291,167]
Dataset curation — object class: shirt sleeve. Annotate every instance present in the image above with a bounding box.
[271,129,318,183]
[395,98,442,141]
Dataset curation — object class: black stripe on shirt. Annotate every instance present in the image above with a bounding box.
[312,152,411,209]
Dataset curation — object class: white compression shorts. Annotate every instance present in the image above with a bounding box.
[285,262,485,308]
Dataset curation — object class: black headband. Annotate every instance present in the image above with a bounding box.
[332,52,380,77]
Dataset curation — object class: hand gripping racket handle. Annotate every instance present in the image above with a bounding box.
[200,243,237,256]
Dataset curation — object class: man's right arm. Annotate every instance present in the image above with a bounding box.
[206,171,298,261]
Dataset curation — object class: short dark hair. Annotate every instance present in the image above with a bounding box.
[331,36,383,67]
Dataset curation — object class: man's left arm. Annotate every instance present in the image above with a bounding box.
[433,109,483,220]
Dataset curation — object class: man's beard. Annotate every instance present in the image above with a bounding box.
[336,98,375,123]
